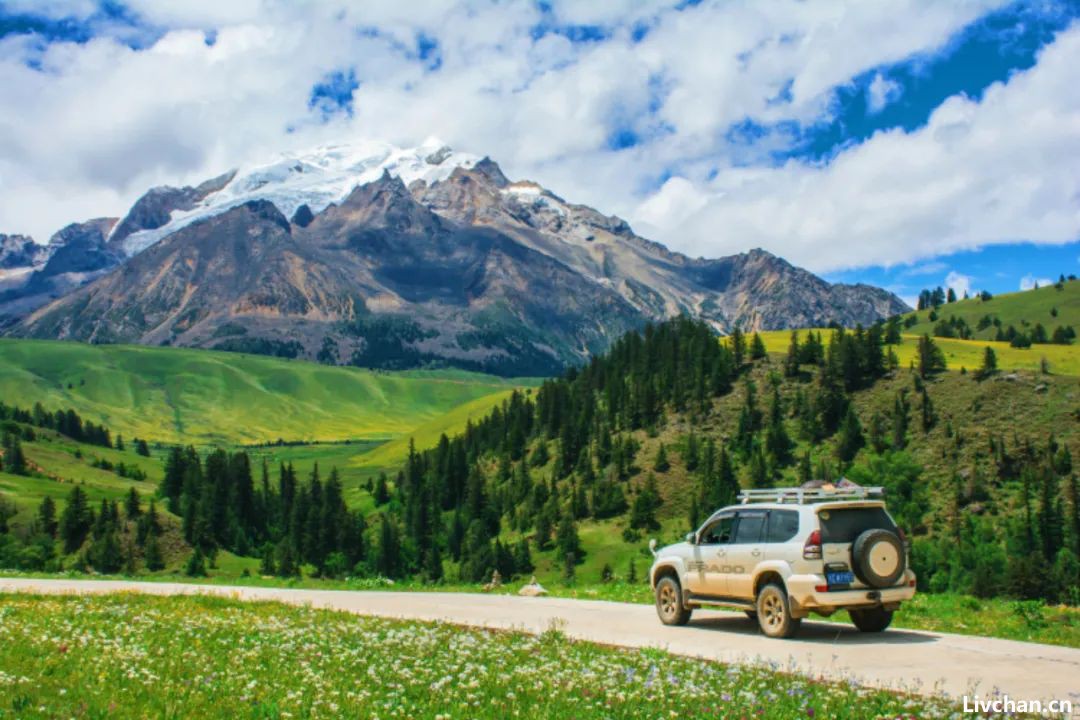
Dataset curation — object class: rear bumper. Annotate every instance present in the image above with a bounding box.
[787,570,916,615]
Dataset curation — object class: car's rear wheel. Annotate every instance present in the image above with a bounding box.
[849,607,893,632]
[654,576,692,626]
[756,583,801,638]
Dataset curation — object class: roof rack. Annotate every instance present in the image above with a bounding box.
[738,485,885,505]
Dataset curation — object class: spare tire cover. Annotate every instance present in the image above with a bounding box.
[851,529,905,588]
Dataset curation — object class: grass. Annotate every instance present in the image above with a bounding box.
[0,339,528,445]
[0,430,163,523]
[0,592,968,719]
[902,280,1080,341]
[348,390,522,481]
[756,330,1080,375]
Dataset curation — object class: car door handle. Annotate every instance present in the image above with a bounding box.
[751,549,761,557]
[715,550,726,557]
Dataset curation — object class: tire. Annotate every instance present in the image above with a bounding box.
[851,529,906,589]
[744,610,757,621]
[755,583,801,638]
[850,607,894,632]
[654,576,692,626]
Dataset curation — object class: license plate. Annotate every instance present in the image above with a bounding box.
[827,571,854,586]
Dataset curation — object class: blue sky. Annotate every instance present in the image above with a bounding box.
[0,0,1077,308]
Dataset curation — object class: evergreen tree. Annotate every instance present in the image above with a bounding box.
[917,334,947,377]
[867,411,888,454]
[373,472,391,505]
[629,473,662,531]
[749,332,767,361]
[1,431,27,475]
[891,390,910,450]
[135,438,151,457]
[835,407,865,463]
[124,487,141,520]
[653,442,670,472]
[919,387,936,433]
[683,432,700,472]
[748,444,771,488]
[144,534,165,571]
[554,510,582,566]
[784,330,802,378]
[764,386,794,467]
[976,346,998,379]
[729,327,746,369]
[185,548,208,577]
[37,496,58,538]
[59,486,93,553]
[513,538,534,575]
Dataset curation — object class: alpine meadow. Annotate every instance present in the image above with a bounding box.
[3,1,1080,717]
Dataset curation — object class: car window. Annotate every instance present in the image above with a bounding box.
[733,512,766,544]
[699,515,734,544]
[818,507,897,543]
[766,510,799,543]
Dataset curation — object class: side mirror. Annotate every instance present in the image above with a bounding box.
[685,531,696,544]
[648,538,658,557]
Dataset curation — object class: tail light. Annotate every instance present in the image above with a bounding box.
[803,529,822,560]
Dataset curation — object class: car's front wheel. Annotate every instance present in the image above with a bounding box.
[654,576,692,626]
[849,607,893,632]
[756,583,801,638]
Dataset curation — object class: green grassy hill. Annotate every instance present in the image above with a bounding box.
[759,330,1080,375]
[0,340,525,445]
[904,279,1080,340]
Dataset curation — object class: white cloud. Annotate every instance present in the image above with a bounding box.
[1020,274,1053,290]
[866,72,902,113]
[944,270,973,298]
[4,0,1070,287]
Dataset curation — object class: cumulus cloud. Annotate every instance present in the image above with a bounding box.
[2,0,1074,282]
[866,72,903,113]
[1020,274,1053,290]
[944,270,973,298]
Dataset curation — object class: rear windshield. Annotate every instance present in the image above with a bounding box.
[818,507,896,543]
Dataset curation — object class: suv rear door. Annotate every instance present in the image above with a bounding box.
[725,510,766,598]
[817,504,899,587]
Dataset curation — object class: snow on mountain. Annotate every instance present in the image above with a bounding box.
[119,137,480,256]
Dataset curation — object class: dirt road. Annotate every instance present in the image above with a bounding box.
[2,577,1078,702]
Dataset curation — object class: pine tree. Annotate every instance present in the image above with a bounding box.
[976,346,997,379]
[627,557,638,584]
[1,432,27,475]
[784,330,801,378]
[124,487,141,520]
[764,386,794,467]
[629,473,662,531]
[835,407,865,463]
[917,334,946,378]
[683,432,700,472]
[554,510,582,566]
[144,534,165,571]
[919,387,936,433]
[135,438,151,457]
[653,443,670,472]
[750,332,767,361]
[373,472,390,505]
[37,496,58,538]
[513,538,534,575]
[185,548,208,577]
[730,327,746,369]
[868,411,888,454]
[59,485,93,553]
[891,390,910,450]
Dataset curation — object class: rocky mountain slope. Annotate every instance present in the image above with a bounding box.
[8,140,907,374]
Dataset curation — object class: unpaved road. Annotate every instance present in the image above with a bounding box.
[3,578,1079,702]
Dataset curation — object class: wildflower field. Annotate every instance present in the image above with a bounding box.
[0,593,974,719]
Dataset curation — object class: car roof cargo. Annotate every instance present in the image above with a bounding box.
[738,485,885,505]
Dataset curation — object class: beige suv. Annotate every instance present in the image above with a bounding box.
[648,486,916,638]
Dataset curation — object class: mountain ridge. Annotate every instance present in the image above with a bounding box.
[5,140,908,374]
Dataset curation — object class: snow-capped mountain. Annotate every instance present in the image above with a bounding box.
[116,138,480,256]
[8,139,908,374]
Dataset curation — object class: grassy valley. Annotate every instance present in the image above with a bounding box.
[0,340,526,445]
